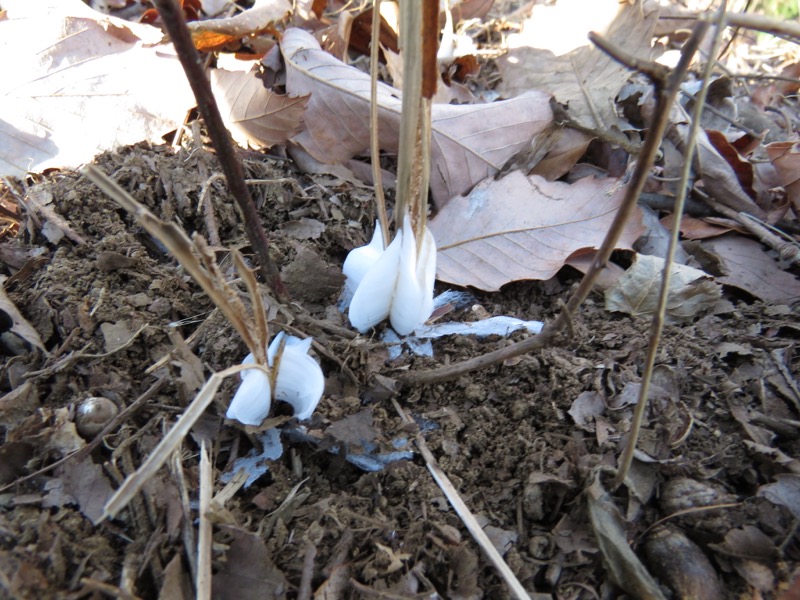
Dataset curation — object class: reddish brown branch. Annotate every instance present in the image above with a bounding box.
[152,0,290,303]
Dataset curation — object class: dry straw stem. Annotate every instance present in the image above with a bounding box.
[391,399,533,599]
[402,19,711,386]
[102,363,267,520]
[395,0,436,237]
[151,0,289,303]
[83,164,267,364]
[197,441,213,600]
[369,0,390,247]
[614,6,727,491]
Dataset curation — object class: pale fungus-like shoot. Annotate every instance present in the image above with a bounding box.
[345,215,437,336]
[226,332,324,426]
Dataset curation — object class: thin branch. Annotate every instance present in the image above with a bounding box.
[401,19,710,386]
[151,0,289,303]
[614,5,728,491]
[699,192,800,266]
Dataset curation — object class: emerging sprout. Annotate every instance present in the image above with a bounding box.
[226,332,324,426]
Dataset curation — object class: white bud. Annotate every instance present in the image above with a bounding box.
[269,332,324,421]
[348,226,404,333]
[225,367,271,426]
[343,221,385,294]
[390,216,436,335]
[347,216,437,335]
[226,332,324,425]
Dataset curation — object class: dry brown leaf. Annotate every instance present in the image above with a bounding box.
[669,119,765,218]
[211,527,288,600]
[604,254,721,322]
[765,141,800,209]
[700,234,800,303]
[281,28,552,208]
[587,476,667,600]
[496,1,658,132]
[428,171,644,291]
[210,68,308,148]
[0,0,195,177]
[188,0,291,52]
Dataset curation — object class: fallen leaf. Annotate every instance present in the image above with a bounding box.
[587,476,667,600]
[281,28,552,208]
[604,254,721,322]
[668,108,765,218]
[710,526,777,562]
[661,214,733,240]
[429,172,644,291]
[43,459,114,525]
[497,2,657,132]
[212,527,288,600]
[282,218,325,240]
[700,234,800,303]
[210,68,309,149]
[765,141,800,209]
[758,473,800,519]
[326,408,377,448]
[158,554,193,600]
[187,0,291,52]
[0,0,195,177]
[568,391,605,430]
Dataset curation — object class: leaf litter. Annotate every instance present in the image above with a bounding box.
[0,0,800,599]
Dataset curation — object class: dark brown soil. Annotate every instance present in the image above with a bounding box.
[1,142,799,600]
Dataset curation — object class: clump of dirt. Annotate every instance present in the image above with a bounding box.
[1,141,798,599]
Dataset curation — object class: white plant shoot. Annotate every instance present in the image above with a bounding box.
[226,331,324,426]
[346,215,437,336]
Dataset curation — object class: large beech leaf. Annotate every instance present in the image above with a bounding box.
[0,0,195,177]
[210,69,309,148]
[496,1,657,132]
[280,28,552,208]
[428,171,644,291]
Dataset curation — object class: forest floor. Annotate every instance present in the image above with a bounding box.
[1,1,800,599]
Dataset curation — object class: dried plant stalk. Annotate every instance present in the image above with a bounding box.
[197,441,212,600]
[83,165,268,362]
[614,7,727,489]
[102,364,267,520]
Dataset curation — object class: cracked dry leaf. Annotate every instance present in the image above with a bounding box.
[0,0,195,177]
[210,68,309,149]
[280,28,552,208]
[605,254,721,322]
[428,171,644,291]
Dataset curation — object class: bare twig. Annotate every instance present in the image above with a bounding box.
[151,0,289,303]
[402,20,710,386]
[614,6,728,491]
[699,192,800,266]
